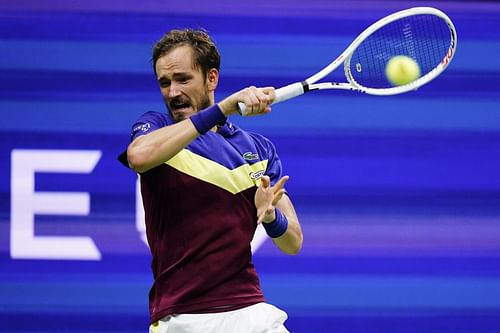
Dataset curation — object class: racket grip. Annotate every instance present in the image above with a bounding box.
[237,82,305,116]
[274,82,305,104]
[237,102,247,116]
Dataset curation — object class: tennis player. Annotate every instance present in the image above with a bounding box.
[119,28,303,333]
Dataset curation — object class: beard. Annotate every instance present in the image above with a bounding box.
[166,93,212,123]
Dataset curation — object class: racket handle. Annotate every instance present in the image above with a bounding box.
[274,82,305,104]
[237,82,305,116]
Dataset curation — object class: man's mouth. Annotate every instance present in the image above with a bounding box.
[170,101,192,112]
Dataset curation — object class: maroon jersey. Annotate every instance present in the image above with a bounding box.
[121,111,283,323]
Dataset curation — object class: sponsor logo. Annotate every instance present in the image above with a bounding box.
[442,47,454,66]
[442,38,455,66]
[132,123,151,134]
[249,170,265,180]
[243,152,259,161]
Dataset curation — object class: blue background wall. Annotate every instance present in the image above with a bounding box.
[1,1,500,332]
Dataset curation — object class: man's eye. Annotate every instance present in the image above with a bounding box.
[159,81,170,87]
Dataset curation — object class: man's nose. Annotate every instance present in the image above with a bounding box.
[168,83,181,98]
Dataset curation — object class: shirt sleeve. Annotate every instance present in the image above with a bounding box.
[117,111,171,168]
[265,143,283,186]
[130,111,171,142]
[256,136,283,186]
[247,131,284,186]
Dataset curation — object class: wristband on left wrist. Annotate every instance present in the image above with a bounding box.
[262,208,288,238]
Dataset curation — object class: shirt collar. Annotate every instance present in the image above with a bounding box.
[216,120,235,137]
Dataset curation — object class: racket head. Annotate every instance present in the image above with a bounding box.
[343,7,457,95]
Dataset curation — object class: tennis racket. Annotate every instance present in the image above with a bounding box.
[238,6,457,115]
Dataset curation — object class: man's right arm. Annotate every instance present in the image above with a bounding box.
[127,86,276,173]
[127,118,199,173]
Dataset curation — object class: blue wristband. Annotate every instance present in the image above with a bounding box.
[263,208,288,238]
[190,104,227,134]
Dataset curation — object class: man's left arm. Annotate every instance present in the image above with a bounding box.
[270,194,303,255]
[255,175,303,255]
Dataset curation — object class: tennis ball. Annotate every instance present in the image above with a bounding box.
[385,56,421,86]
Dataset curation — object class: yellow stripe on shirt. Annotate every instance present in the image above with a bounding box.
[165,149,267,194]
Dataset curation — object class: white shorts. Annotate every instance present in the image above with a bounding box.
[149,303,290,333]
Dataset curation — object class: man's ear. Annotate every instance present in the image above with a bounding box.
[206,68,219,91]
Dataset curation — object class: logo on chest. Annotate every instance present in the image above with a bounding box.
[243,151,259,161]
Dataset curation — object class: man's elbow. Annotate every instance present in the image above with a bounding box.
[127,146,150,173]
[282,234,303,255]
[288,237,303,255]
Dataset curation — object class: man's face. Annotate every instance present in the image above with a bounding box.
[155,45,217,122]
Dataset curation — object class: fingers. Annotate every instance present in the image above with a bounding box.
[273,175,289,194]
[218,86,276,117]
[255,175,290,224]
[270,176,288,206]
[262,86,276,102]
[260,175,270,188]
[272,188,285,206]
[240,86,275,116]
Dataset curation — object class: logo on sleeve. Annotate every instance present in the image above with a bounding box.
[132,123,151,134]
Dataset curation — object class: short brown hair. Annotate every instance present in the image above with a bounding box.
[152,28,221,78]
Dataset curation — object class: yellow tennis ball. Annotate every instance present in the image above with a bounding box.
[385,56,421,86]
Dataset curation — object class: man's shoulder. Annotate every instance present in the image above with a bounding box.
[135,111,171,124]
[131,111,173,133]
[229,123,272,144]
[229,125,278,161]
[244,129,274,149]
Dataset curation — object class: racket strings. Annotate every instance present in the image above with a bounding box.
[348,14,451,89]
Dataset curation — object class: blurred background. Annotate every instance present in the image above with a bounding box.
[1,0,500,332]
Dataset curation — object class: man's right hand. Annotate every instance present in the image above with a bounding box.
[218,86,276,117]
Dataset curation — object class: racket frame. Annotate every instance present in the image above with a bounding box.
[273,6,457,104]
